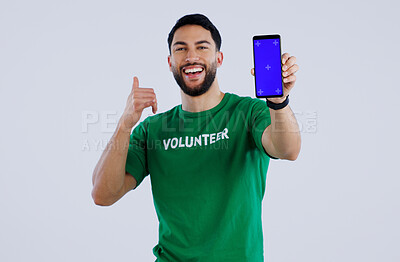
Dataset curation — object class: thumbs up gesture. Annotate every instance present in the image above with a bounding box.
[119,76,158,132]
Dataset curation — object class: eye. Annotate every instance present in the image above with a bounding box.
[175,47,185,51]
[198,46,208,50]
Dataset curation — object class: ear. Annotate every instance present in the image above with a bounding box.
[216,51,223,68]
[167,55,172,72]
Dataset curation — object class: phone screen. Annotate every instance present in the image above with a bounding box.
[253,35,283,98]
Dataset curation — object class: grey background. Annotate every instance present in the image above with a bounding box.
[1,0,399,261]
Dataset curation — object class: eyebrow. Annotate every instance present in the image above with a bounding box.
[173,40,212,46]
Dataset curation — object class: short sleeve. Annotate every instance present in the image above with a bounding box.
[125,120,149,188]
[249,98,279,159]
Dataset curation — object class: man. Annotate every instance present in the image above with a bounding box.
[92,14,300,262]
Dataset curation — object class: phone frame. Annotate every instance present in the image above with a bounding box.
[253,34,284,98]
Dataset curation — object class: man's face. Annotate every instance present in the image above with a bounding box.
[168,25,223,96]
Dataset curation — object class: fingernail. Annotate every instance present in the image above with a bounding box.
[283,65,287,70]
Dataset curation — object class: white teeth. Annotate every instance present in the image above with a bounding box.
[184,67,203,74]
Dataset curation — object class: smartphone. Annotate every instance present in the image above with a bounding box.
[253,34,283,98]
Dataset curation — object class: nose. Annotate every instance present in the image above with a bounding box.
[185,49,199,63]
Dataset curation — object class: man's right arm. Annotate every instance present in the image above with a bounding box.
[91,124,137,206]
[91,76,157,206]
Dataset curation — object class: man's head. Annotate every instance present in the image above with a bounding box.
[167,14,222,54]
[167,14,223,97]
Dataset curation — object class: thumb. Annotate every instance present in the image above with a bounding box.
[132,76,139,90]
[250,68,255,76]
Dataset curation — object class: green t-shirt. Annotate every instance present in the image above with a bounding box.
[125,92,274,262]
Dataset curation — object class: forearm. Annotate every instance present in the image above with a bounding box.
[91,120,132,203]
[269,105,301,160]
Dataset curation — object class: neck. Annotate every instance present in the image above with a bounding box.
[180,78,224,112]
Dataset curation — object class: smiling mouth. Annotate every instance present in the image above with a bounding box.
[183,67,204,74]
[182,66,205,79]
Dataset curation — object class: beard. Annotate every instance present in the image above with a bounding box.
[172,61,217,97]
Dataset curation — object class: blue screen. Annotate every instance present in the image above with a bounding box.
[253,38,283,97]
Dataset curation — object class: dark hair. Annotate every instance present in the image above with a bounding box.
[167,14,222,54]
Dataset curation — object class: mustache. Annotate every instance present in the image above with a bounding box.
[179,63,207,71]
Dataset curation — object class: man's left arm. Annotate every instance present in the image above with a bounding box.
[252,53,301,160]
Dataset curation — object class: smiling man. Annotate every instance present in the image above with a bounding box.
[92,14,301,262]
[169,24,220,98]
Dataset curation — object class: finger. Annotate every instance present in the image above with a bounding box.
[143,99,157,114]
[282,64,299,77]
[132,76,139,90]
[133,90,156,96]
[135,99,156,112]
[151,98,158,114]
[283,75,296,83]
[134,87,155,92]
[282,53,290,64]
[134,93,156,100]
[283,56,297,70]
[251,68,255,76]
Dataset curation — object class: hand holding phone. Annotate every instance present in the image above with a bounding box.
[253,35,283,98]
